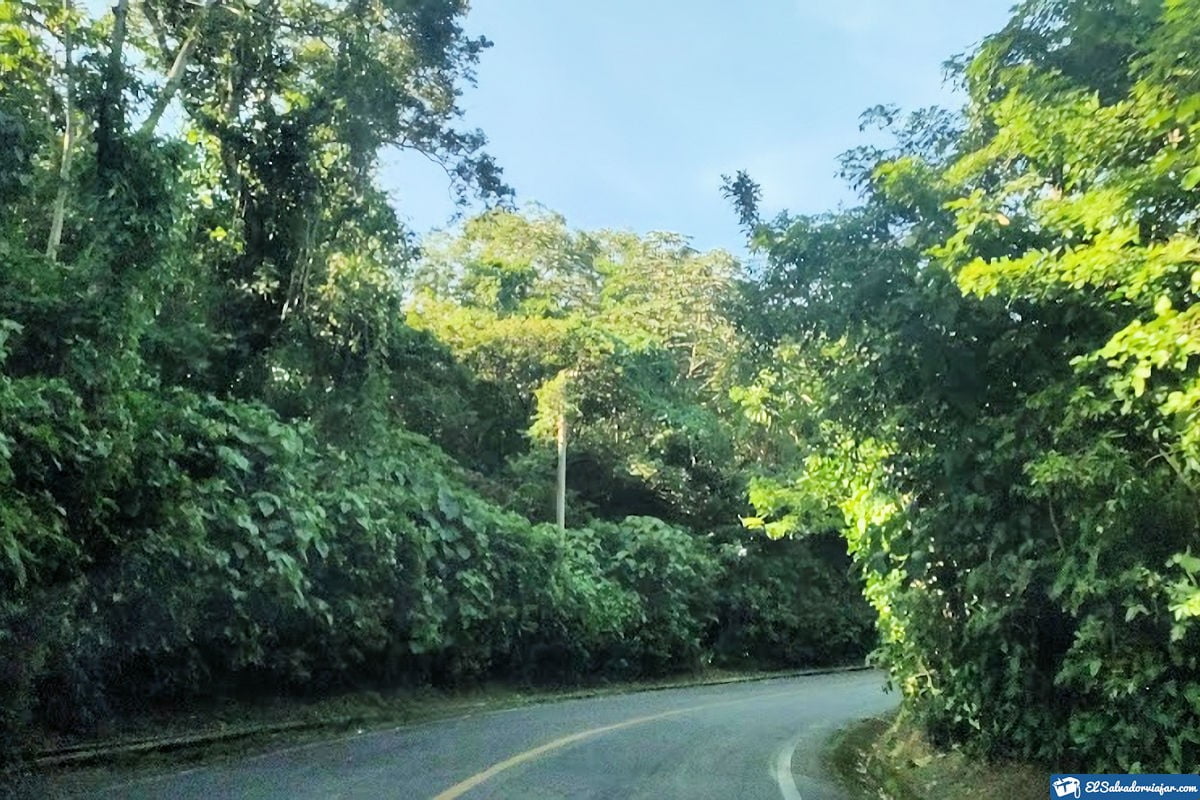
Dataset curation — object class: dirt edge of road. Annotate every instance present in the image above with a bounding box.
[826,711,1046,800]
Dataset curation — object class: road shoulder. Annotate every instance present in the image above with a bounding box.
[826,712,1046,799]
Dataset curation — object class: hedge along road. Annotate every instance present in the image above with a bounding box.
[68,671,896,800]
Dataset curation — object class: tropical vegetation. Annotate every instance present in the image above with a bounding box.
[2,0,1198,775]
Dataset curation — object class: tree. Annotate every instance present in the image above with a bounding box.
[733,0,1200,771]
[408,209,747,528]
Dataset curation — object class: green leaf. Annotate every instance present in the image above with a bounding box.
[437,486,461,520]
[1183,166,1200,191]
[1173,553,1200,575]
[217,445,251,472]
[1125,604,1148,622]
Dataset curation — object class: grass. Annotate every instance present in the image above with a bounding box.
[826,712,1047,800]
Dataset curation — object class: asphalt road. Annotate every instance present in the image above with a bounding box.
[61,670,896,800]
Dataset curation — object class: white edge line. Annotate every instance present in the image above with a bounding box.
[772,732,805,800]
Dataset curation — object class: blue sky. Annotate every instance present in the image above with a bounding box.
[382,0,1016,254]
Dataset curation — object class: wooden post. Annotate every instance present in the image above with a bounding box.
[556,411,567,531]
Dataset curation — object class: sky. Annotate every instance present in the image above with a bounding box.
[382,0,1016,256]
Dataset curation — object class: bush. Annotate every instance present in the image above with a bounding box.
[0,323,868,754]
[713,534,875,668]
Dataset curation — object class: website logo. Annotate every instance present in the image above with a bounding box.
[1050,774,1200,798]
[1054,777,1082,798]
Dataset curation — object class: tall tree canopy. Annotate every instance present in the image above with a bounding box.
[408,209,745,526]
[733,0,1200,772]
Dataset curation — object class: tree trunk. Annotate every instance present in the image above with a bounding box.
[139,0,221,138]
[95,0,129,173]
[45,0,75,262]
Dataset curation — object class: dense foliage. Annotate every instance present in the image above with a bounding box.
[731,0,1200,773]
[0,0,870,759]
[6,0,1193,776]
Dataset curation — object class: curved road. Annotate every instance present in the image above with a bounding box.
[71,671,895,800]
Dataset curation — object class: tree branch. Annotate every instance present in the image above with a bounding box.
[138,0,220,138]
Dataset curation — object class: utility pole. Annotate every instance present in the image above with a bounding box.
[555,411,567,531]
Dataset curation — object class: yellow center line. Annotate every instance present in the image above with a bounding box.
[430,685,805,799]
